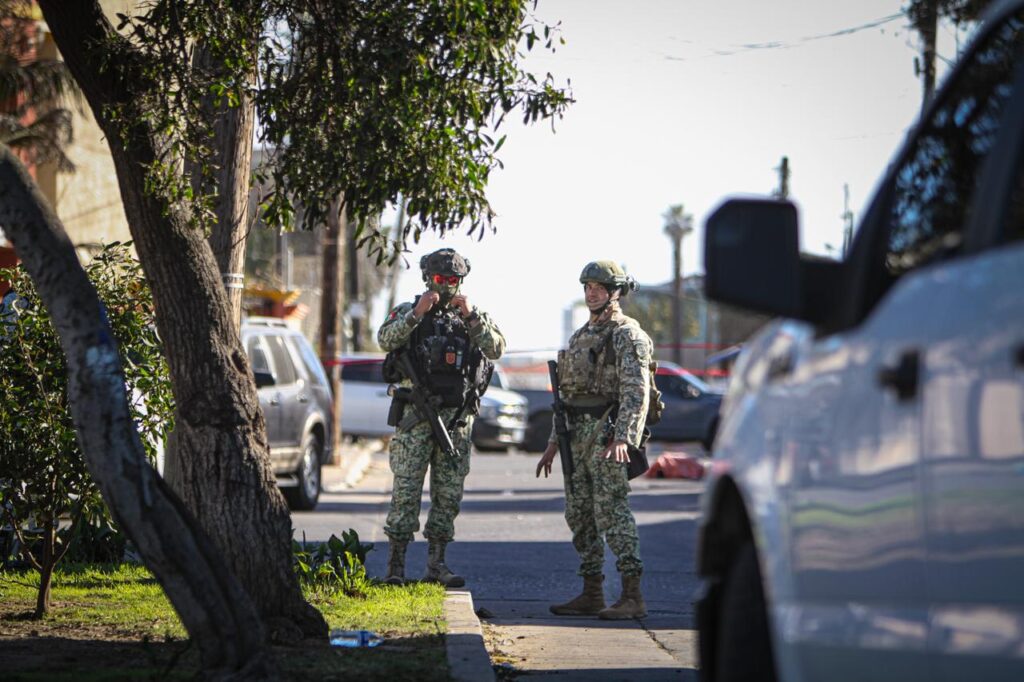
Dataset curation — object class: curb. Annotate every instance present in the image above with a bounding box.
[322,441,379,493]
[444,590,494,682]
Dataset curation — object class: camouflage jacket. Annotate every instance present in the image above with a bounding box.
[377,300,506,361]
[554,306,653,447]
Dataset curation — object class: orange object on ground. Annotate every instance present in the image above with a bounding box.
[645,453,708,480]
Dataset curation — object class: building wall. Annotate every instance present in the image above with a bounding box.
[36,2,134,257]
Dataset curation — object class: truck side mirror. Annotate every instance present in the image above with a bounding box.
[704,198,803,319]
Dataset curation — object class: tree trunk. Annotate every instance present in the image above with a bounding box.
[39,1,327,643]
[34,515,54,619]
[0,145,273,679]
[187,43,257,329]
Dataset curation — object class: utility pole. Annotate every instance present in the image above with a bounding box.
[319,196,346,464]
[773,156,790,200]
[347,214,362,351]
[663,205,693,367]
[841,184,855,258]
[913,0,939,108]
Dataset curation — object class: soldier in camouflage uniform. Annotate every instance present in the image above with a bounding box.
[537,260,652,619]
[378,248,505,587]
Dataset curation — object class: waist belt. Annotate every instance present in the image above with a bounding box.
[565,403,616,419]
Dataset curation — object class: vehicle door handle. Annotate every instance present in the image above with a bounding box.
[878,350,920,401]
[297,394,309,403]
[269,395,280,406]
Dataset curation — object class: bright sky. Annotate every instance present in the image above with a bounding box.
[371,0,969,352]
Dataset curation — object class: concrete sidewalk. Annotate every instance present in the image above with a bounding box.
[478,598,698,681]
[321,438,385,492]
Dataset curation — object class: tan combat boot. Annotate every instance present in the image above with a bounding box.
[598,574,647,620]
[384,540,407,586]
[424,541,466,588]
[549,574,605,616]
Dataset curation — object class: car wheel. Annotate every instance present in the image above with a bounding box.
[524,411,552,453]
[716,542,776,682]
[284,432,321,511]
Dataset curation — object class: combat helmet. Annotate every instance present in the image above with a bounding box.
[420,248,471,281]
[579,260,638,296]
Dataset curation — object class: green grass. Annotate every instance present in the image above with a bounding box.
[0,563,449,681]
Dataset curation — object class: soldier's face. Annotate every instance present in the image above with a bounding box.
[428,273,462,304]
[584,281,611,310]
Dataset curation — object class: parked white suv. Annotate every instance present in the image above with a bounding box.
[697,3,1024,681]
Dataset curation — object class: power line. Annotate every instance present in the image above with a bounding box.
[665,13,904,61]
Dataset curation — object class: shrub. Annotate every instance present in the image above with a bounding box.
[293,529,375,599]
[0,243,174,616]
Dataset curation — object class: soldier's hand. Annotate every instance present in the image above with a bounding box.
[414,291,440,317]
[451,294,472,318]
[602,440,630,463]
[536,443,558,478]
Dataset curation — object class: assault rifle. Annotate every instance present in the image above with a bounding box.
[547,360,574,493]
[391,351,457,458]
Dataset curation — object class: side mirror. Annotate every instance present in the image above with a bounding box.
[254,370,275,388]
[704,198,803,318]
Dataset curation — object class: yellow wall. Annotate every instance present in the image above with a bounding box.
[39,1,138,258]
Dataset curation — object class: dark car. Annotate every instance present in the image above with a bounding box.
[649,361,723,450]
[506,355,721,452]
[242,317,333,511]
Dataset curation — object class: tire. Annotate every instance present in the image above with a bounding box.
[716,542,777,682]
[284,432,322,511]
[524,411,552,453]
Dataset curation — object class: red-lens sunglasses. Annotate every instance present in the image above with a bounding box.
[432,274,461,285]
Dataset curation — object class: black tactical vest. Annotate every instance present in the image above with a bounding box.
[386,304,493,409]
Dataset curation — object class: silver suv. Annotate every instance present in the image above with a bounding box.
[698,3,1024,681]
[242,318,332,511]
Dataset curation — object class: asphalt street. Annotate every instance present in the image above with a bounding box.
[292,442,705,679]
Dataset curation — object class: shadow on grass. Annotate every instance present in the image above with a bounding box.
[0,635,198,681]
[0,632,448,682]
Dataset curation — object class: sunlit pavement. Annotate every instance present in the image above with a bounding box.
[295,441,705,680]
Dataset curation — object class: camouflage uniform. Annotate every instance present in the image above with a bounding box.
[378,302,505,545]
[554,304,651,578]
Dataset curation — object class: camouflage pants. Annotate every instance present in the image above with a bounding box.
[384,408,473,544]
[563,414,643,577]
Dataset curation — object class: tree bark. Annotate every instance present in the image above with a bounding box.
[0,145,272,679]
[39,0,327,642]
[187,43,257,329]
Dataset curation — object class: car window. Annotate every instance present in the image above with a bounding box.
[246,336,272,375]
[655,373,697,398]
[341,361,385,383]
[265,335,297,385]
[885,14,1024,278]
[288,336,329,389]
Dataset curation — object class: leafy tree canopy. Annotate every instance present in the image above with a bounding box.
[113,0,572,259]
